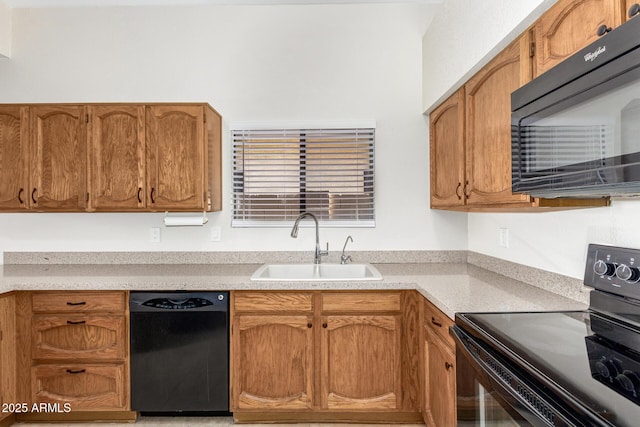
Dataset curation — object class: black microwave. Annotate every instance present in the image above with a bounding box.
[511,14,640,198]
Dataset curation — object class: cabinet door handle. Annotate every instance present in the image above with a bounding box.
[322,323,328,328]
[18,188,24,204]
[431,317,442,328]
[150,187,156,203]
[307,323,313,328]
[445,362,453,370]
[66,301,86,306]
[66,320,86,325]
[597,24,612,37]
[137,187,143,203]
[31,188,37,204]
[455,182,462,200]
[66,369,86,374]
[463,180,470,199]
[630,3,640,18]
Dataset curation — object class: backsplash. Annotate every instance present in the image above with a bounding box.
[3,250,467,265]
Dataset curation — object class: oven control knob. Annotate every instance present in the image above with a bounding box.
[616,264,640,283]
[594,260,617,277]
[616,371,640,393]
[596,358,620,378]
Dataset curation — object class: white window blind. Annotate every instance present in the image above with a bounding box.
[232,125,375,227]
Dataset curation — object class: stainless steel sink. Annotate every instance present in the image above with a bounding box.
[250,263,383,282]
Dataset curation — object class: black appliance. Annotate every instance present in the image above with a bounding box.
[511,10,640,198]
[129,291,229,414]
[453,244,640,426]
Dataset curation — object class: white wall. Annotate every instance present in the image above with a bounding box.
[0,3,469,256]
[0,0,10,58]
[423,0,640,279]
[422,0,555,112]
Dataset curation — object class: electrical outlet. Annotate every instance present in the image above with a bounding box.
[150,227,161,243]
[210,226,221,242]
[499,227,510,248]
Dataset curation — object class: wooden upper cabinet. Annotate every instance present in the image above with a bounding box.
[464,34,533,206]
[0,106,29,210]
[89,105,146,211]
[0,102,221,213]
[534,0,624,76]
[30,105,87,211]
[430,89,465,208]
[146,105,206,211]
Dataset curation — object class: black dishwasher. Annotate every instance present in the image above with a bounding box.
[129,291,229,414]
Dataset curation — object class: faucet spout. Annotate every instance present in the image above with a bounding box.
[291,212,328,264]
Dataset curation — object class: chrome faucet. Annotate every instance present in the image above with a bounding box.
[341,235,353,264]
[291,212,329,264]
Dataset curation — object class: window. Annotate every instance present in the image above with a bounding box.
[232,123,375,227]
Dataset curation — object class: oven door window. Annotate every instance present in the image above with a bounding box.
[454,326,580,427]
[457,348,535,426]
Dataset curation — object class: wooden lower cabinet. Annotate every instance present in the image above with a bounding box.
[321,314,401,410]
[231,291,421,423]
[0,294,17,425]
[423,328,456,427]
[31,363,127,411]
[233,315,314,410]
[15,291,133,423]
[422,298,456,427]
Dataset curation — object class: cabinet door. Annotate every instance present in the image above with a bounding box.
[535,0,624,76]
[32,315,125,361]
[232,315,314,410]
[31,105,87,211]
[465,35,533,206]
[423,330,456,427]
[146,105,206,211]
[430,89,465,208]
[89,105,145,211]
[0,106,29,210]
[32,363,126,410]
[0,295,16,417]
[321,315,401,410]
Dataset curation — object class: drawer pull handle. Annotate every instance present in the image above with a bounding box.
[307,323,312,328]
[445,362,453,370]
[66,369,86,374]
[66,301,87,306]
[431,317,443,328]
[66,320,86,325]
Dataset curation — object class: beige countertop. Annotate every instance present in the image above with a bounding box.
[0,262,588,319]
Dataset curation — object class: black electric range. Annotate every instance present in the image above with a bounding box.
[453,244,640,426]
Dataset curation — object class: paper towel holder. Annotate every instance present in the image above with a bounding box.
[163,212,209,227]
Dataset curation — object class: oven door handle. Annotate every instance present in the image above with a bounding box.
[451,325,583,427]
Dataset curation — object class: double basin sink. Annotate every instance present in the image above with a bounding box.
[251,263,382,282]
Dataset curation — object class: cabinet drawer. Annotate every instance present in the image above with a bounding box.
[32,363,127,411]
[32,292,126,313]
[233,292,314,313]
[321,292,401,313]
[32,315,126,361]
[424,298,454,348]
